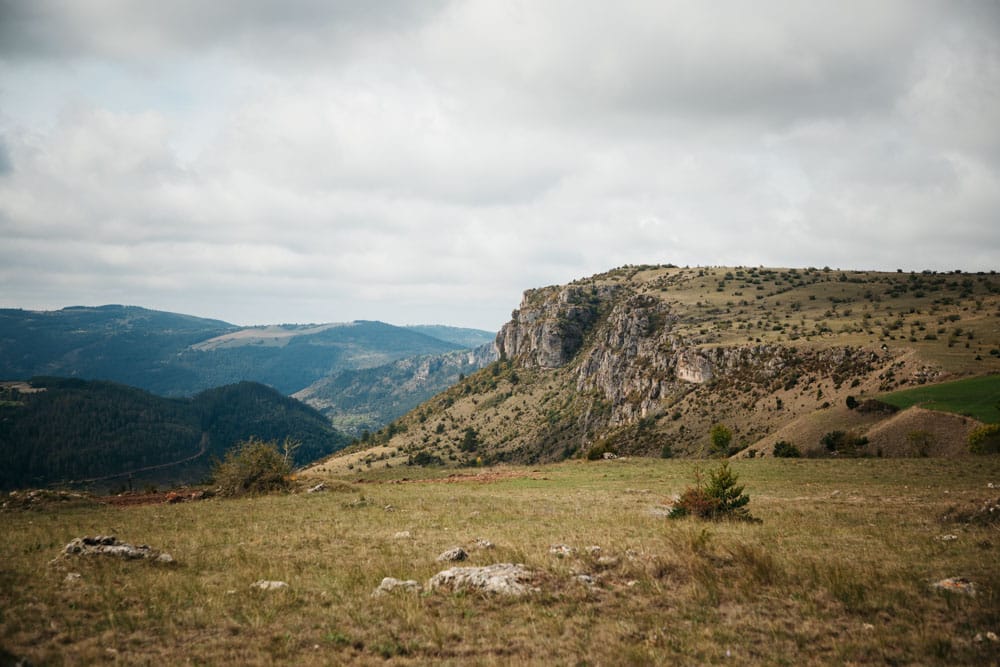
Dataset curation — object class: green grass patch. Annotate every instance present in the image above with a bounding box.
[881,374,1000,423]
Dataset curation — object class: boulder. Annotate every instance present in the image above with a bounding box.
[931,577,976,596]
[427,563,536,597]
[62,536,172,562]
[436,547,468,562]
[372,577,422,597]
[251,580,288,591]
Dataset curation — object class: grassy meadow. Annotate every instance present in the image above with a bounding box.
[882,375,1000,424]
[2,457,999,665]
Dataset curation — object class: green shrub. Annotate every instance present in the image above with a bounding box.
[821,430,869,456]
[407,451,445,466]
[773,441,801,458]
[969,423,1000,454]
[585,441,616,460]
[669,462,756,521]
[213,437,295,497]
[709,423,733,456]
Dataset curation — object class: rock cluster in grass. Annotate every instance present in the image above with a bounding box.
[427,563,536,596]
[373,563,537,598]
[61,536,174,563]
[941,496,1000,526]
[4,489,97,511]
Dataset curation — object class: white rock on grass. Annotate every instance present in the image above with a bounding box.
[549,544,575,558]
[62,536,172,562]
[931,577,976,596]
[436,546,468,562]
[372,577,422,597]
[251,580,289,591]
[427,563,536,597]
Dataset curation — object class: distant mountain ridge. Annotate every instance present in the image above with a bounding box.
[0,304,498,435]
[1,304,491,385]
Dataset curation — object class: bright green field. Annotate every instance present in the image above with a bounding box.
[881,375,1000,423]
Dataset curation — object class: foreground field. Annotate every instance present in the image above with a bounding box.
[2,458,999,665]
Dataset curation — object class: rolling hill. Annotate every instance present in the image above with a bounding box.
[312,265,1000,471]
[0,378,349,491]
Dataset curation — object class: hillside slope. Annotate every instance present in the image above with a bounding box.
[315,265,1000,471]
[294,343,498,435]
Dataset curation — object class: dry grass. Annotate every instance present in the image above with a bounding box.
[2,458,999,665]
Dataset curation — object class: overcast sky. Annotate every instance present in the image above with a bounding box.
[1,1,998,330]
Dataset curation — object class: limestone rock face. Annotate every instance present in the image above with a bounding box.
[495,281,886,430]
[497,285,620,368]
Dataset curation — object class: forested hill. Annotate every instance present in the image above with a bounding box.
[0,378,349,491]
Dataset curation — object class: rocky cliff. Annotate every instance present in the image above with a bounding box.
[334,265,999,466]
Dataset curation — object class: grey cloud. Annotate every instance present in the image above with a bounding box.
[0,0,448,61]
[0,137,11,175]
[1,1,998,329]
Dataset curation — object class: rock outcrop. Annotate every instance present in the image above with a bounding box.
[62,536,173,563]
[427,563,536,597]
[497,285,619,368]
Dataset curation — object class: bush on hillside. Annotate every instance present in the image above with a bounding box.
[709,423,733,456]
[969,423,1000,454]
[585,441,617,460]
[773,441,801,458]
[213,437,295,497]
[821,430,869,456]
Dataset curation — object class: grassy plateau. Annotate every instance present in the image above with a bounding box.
[2,457,999,665]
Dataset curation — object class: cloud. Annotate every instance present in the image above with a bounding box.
[0,2,998,330]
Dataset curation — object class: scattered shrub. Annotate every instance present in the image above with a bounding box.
[669,463,756,522]
[773,441,801,458]
[213,437,295,497]
[709,423,733,456]
[460,427,480,452]
[969,423,1000,454]
[821,430,870,456]
[586,441,616,460]
[407,451,445,466]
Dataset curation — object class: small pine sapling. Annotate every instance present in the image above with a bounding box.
[669,462,757,522]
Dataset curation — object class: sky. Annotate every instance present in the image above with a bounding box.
[1,1,998,331]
